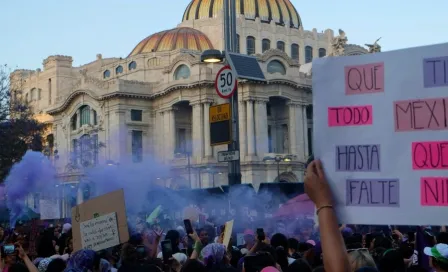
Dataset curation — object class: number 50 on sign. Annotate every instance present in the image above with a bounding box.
[215,66,237,99]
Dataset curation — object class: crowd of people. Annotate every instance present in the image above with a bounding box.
[0,160,447,272]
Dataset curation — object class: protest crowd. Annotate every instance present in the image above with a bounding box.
[0,160,447,272]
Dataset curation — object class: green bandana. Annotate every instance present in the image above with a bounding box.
[431,247,448,264]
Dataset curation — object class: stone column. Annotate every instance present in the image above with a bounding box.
[110,110,126,163]
[77,185,83,205]
[238,100,247,161]
[295,104,305,161]
[288,103,298,156]
[246,100,256,159]
[163,109,175,161]
[302,105,309,158]
[254,100,268,158]
[203,102,212,158]
[90,108,95,125]
[192,103,204,163]
[157,111,164,159]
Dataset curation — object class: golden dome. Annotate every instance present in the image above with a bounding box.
[182,0,302,28]
[129,27,214,56]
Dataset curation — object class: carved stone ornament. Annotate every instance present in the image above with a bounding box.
[257,49,299,66]
[365,37,382,53]
[163,53,201,74]
[329,29,348,57]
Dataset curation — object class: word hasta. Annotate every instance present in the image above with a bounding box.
[336,144,380,171]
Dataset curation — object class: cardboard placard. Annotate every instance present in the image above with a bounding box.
[71,189,129,252]
[80,212,120,252]
[223,220,234,248]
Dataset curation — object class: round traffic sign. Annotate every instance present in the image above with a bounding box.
[215,65,237,99]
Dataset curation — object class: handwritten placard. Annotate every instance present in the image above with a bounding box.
[80,212,120,251]
[313,43,448,225]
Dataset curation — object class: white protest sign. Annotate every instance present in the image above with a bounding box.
[39,199,60,220]
[313,43,448,225]
[80,212,120,251]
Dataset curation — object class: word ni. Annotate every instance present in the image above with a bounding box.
[394,98,448,131]
[328,105,373,127]
[346,179,399,207]
[412,141,448,170]
[345,62,384,95]
[336,144,380,171]
[421,177,448,206]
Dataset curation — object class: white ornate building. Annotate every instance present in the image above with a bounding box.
[11,0,368,202]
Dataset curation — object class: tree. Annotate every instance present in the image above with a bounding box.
[0,65,44,182]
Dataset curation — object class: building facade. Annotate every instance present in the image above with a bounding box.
[11,0,368,206]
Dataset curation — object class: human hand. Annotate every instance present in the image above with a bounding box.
[218,232,224,244]
[15,244,27,260]
[153,228,164,240]
[188,231,201,243]
[304,160,333,207]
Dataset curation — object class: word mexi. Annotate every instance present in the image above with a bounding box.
[328,105,373,127]
[421,177,448,206]
[412,141,448,170]
[394,97,448,131]
[336,144,380,171]
[346,179,399,207]
[345,62,385,95]
[424,56,448,88]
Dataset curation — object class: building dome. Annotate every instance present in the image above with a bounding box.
[129,27,214,56]
[182,0,302,28]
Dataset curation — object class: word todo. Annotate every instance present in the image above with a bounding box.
[328,105,373,127]
[336,144,380,172]
[345,62,385,95]
[346,179,399,207]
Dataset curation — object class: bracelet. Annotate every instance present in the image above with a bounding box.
[316,205,333,215]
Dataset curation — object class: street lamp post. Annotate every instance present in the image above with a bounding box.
[201,0,241,186]
[263,155,293,182]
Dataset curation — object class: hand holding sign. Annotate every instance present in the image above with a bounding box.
[304,160,333,208]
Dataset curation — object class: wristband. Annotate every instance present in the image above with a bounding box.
[316,205,333,215]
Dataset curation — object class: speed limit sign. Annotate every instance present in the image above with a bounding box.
[215,65,237,99]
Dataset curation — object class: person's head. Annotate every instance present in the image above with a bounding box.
[244,229,255,246]
[288,238,299,255]
[181,259,207,272]
[270,233,289,271]
[243,252,276,272]
[197,228,209,245]
[438,233,448,245]
[46,258,67,272]
[378,249,406,272]
[348,249,376,272]
[425,243,448,272]
[165,229,181,250]
[8,263,28,272]
[201,243,226,269]
[65,249,97,272]
[286,259,312,272]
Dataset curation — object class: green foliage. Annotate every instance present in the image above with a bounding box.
[0,65,44,182]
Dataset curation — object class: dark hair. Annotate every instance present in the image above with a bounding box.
[244,252,276,272]
[230,246,243,268]
[37,228,57,257]
[431,257,448,272]
[373,236,392,249]
[347,243,364,250]
[46,258,67,272]
[270,233,289,271]
[378,249,406,272]
[165,230,181,254]
[298,242,314,253]
[288,238,299,252]
[286,259,312,272]
[9,263,28,272]
[437,232,448,244]
[181,259,207,272]
[312,266,325,272]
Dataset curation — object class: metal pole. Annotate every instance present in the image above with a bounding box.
[277,161,280,182]
[225,0,242,186]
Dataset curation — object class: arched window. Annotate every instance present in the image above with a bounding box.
[103,70,111,79]
[319,48,327,57]
[277,41,285,52]
[291,44,299,61]
[80,105,91,126]
[262,39,271,53]
[267,60,286,75]
[115,65,123,74]
[246,36,256,55]
[174,65,191,80]
[71,113,77,130]
[79,134,92,167]
[305,46,313,63]
[128,61,137,70]
[236,34,240,53]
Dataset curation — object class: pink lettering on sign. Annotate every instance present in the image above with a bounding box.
[412,141,448,170]
[328,105,373,127]
[345,63,385,95]
[420,177,448,206]
[394,97,448,132]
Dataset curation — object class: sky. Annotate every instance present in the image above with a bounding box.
[1,0,447,69]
